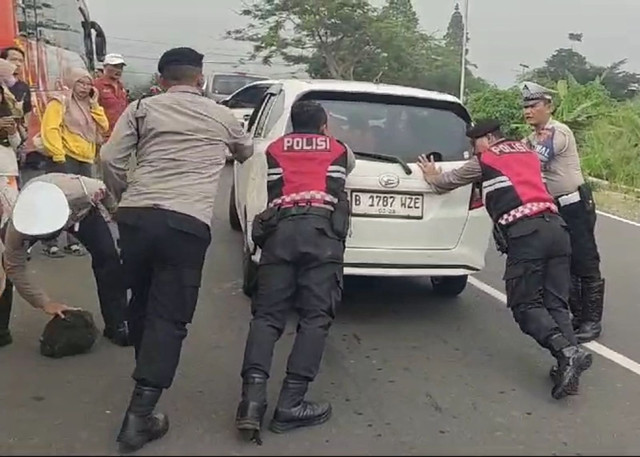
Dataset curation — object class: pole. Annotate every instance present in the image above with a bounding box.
[459,0,469,103]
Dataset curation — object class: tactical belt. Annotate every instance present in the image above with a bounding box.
[277,205,333,220]
[556,190,581,207]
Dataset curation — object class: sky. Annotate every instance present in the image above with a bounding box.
[87,0,640,89]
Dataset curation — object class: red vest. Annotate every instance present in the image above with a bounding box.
[266,133,348,208]
[479,140,555,223]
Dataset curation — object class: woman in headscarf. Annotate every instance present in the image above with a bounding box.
[40,67,109,257]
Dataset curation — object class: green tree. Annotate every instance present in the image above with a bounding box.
[226,0,488,96]
[226,0,380,80]
[444,3,465,53]
[523,48,640,100]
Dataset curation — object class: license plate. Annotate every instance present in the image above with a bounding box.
[350,192,423,219]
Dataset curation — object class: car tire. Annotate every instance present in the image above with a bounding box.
[430,275,468,297]
[229,183,242,232]
[242,242,259,298]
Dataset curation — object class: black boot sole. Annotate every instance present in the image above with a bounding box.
[236,419,263,446]
[548,366,578,395]
[117,415,169,454]
[552,353,593,400]
[0,332,12,348]
[576,327,602,344]
[269,406,332,434]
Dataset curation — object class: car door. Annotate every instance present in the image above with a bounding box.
[225,83,272,128]
[234,85,284,241]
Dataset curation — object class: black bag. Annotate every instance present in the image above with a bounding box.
[330,191,351,240]
[251,206,280,249]
[40,310,99,359]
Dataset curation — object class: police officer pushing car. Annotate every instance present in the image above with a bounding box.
[522,82,605,344]
[235,101,355,443]
[101,47,253,453]
[417,119,592,400]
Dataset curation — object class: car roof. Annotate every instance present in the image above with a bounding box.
[274,79,464,105]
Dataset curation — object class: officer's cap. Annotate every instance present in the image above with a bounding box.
[521,81,554,107]
[157,47,204,74]
[12,182,70,237]
[466,119,502,140]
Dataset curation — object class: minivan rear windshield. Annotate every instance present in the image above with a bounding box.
[299,92,472,162]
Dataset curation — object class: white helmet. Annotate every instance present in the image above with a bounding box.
[12,182,70,237]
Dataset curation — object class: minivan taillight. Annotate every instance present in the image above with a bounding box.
[469,183,483,210]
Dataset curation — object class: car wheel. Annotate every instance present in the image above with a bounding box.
[430,275,468,297]
[242,239,259,298]
[229,183,242,232]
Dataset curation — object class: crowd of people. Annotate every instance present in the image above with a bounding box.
[0,43,605,454]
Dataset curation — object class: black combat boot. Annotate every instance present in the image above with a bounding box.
[117,384,169,454]
[576,278,605,343]
[269,376,332,434]
[235,373,268,445]
[0,329,11,348]
[548,333,593,400]
[568,275,582,331]
[104,322,133,347]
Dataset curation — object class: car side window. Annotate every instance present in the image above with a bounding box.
[263,93,285,137]
[228,85,268,109]
[253,94,277,138]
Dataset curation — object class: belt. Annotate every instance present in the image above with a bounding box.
[277,205,333,220]
[556,190,581,207]
[498,201,558,226]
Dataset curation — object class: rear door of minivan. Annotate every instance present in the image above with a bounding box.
[299,91,475,251]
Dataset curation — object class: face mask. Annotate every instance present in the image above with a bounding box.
[4,76,17,88]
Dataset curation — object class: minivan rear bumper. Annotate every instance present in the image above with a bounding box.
[343,209,492,277]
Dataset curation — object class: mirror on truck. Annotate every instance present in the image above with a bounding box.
[91,21,107,62]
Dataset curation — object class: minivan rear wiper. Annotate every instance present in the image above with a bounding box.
[354,151,413,175]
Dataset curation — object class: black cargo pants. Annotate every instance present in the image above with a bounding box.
[556,186,601,280]
[503,212,578,351]
[241,213,345,382]
[117,207,211,389]
[68,207,128,331]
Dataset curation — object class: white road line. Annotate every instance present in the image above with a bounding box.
[597,210,640,228]
[468,276,640,377]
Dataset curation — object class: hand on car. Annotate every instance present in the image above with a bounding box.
[417,154,442,180]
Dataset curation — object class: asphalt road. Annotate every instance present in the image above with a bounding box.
[2,165,640,456]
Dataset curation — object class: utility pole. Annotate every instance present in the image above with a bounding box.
[459,0,469,103]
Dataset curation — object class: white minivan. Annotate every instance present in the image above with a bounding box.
[230,79,492,297]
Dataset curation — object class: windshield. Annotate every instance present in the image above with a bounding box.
[304,96,471,162]
[211,75,266,95]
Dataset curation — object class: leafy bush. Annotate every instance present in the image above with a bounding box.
[466,86,529,139]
